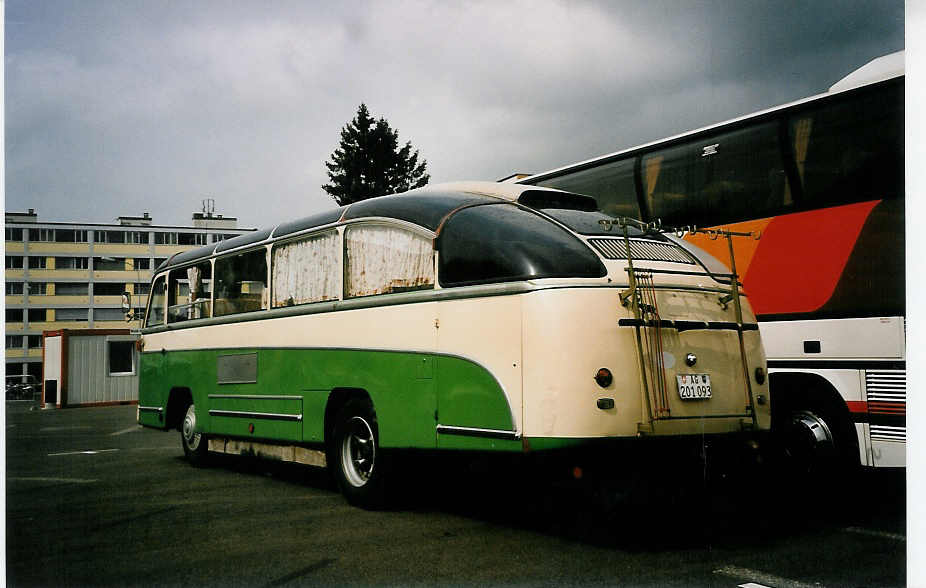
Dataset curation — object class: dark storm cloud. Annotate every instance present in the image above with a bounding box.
[5,0,903,228]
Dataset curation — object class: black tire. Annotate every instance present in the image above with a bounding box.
[778,405,857,482]
[329,398,388,509]
[181,402,210,467]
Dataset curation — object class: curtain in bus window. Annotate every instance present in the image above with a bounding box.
[271,232,339,307]
[344,225,434,298]
[186,262,212,319]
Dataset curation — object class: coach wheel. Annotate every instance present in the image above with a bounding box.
[331,398,387,509]
[181,402,210,467]
[780,408,842,476]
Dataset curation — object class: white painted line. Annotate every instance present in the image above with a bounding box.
[843,526,906,541]
[110,425,142,436]
[739,583,773,588]
[9,477,98,484]
[40,426,92,432]
[48,449,120,457]
[714,565,819,588]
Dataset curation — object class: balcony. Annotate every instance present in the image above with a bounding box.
[94,243,150,255]
[32,295,90,306]
[5,349,25,358]
[5,295,24,306]
[5,242,24,253]
[5,269,25,280]
[29,269,88,280]
[28,242,93,254]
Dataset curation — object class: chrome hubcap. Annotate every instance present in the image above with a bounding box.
[340,416,375,488]
[784,410,835,467]
[183,404,202,451]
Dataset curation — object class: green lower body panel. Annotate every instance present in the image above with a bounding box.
[137,347,516,450]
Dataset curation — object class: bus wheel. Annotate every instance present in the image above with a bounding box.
[181,402,210,467]
[331,398,387,509]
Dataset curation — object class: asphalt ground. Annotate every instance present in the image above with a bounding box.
[5,403,906,587]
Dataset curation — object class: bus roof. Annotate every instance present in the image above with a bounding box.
[158,183,590,271]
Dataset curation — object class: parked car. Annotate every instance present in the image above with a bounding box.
[6,375,40,401]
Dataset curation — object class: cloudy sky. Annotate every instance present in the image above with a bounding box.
[5,1,905,229]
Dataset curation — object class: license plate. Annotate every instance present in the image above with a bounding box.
[677,373,712,399]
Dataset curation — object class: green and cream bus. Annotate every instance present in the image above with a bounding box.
[136,182,771,507]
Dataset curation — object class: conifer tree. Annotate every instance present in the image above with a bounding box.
[322,104,429,205]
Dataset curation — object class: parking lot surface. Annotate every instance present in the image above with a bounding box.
[6,404,906,586]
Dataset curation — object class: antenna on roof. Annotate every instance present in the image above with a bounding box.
[202,198,215,218]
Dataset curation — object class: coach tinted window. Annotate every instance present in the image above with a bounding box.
[535,158,640,219]
[214,249,268,316]
[438,204,606,287]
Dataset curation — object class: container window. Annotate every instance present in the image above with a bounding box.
[108,341,135,375]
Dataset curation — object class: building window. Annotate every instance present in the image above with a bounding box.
[155,232,178,245]
[28,228,54,242]
[28,282,48,295]
[54,308,85,322]
[178,232,208,246]
[5,282,24,295]
[28,257,47,269]
[134,282,151,296]
[94,282,127,297]
[94,308,127,322]
[108,340,135,375]
[153,258,168,269]
[93,257,125,271]
[28,309,47,322]
[54,229,88,243]
[6,309,23,322]
[126,231,150,244]
[27,335,42,349]
[54,283,86,296]
[5,256,24,269]
[6,335,24,348]
[212,233,238,243]
[95,230,127,244]
[133,258,151,270]
[56,257,89,270]
[5,228,23,241]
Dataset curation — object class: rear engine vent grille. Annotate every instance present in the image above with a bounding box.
[588,238,695,264]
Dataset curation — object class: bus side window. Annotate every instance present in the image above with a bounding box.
[643,121,786,226]
[271,231,340,307]
[146,275,166,327]
[792,82,903,207]
[167,261,213,323]
[344,225,434,298]
[537,158,640,219]
[214,249,268,316]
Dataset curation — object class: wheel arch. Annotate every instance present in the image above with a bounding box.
[165,387,193,432]
[324,387,372,446]
[769,370,860,464]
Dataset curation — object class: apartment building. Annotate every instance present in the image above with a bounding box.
[5,208,254,382]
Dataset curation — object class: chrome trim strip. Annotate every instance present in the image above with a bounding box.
[138,405,163,413]
[436,424,520,440]
[209,409,303,422]
[208,394,303,401]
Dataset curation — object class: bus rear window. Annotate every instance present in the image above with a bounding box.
[438,204,606,287]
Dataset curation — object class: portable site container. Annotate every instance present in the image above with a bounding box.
[42,329,139,408]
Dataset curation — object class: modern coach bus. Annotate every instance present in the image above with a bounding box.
[519,52,905,470]
[136,182,770,507]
